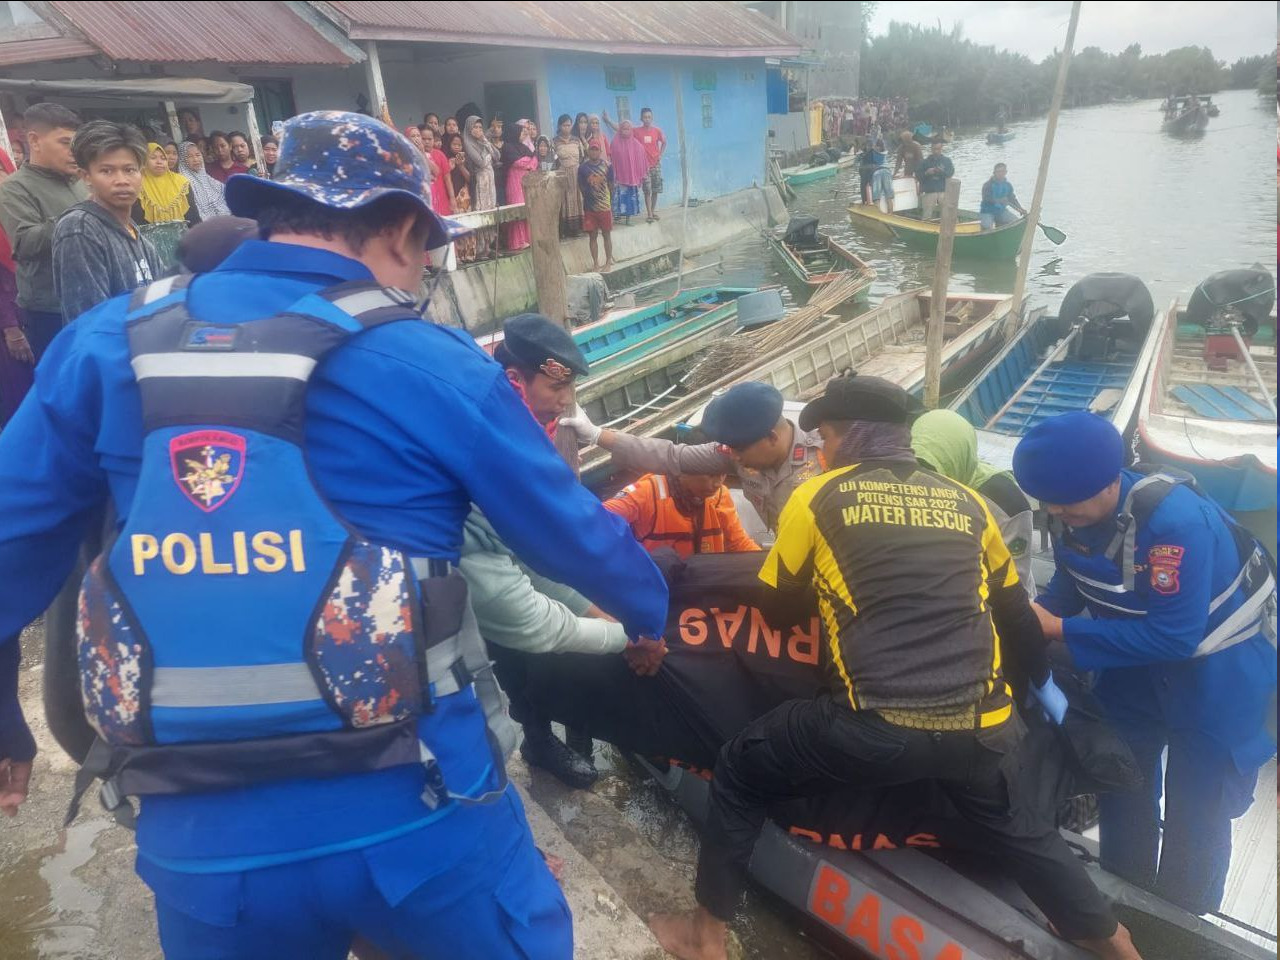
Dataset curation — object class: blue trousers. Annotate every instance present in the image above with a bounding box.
[139,789,572,960]
[1096,667,1258,916]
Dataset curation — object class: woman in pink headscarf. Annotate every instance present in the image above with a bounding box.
[503,119,538,251]
[609,120,649,225]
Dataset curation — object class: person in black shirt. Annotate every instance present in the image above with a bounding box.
[916,139,954,220]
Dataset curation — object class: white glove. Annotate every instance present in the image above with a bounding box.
[559,405,602,445]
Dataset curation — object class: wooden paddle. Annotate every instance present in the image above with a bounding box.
[1038,221,1067,245]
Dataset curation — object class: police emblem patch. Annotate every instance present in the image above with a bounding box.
[1148,544,1184,595]
[170,431,245,512]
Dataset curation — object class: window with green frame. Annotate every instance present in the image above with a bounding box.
[701,93,713,128]
[605,67,635,91]
[692,70,717,91]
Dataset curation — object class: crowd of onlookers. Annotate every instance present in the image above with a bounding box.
[0,98,675,428]
[405,104,667,269]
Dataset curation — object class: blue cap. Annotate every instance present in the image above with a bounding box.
[1013,411,1124,505]
[700,382,785,448]
[224,111,465,250]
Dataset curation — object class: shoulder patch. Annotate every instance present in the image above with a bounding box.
[1148,544,1184,595]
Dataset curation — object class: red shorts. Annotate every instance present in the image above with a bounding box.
[583,209,613,233]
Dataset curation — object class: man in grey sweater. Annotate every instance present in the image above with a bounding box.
[464,313,665,789]
[0,103,86,360]
[52,120,161,323]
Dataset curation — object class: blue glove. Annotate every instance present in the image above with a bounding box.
[1031,674,1068,726]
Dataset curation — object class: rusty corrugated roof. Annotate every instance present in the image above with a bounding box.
[0,34,97,68]
[45,1,356,65]
[320,0,802,58]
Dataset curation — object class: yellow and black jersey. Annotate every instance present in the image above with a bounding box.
[759,460,1020,730]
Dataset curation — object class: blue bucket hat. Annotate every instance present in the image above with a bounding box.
[224,111,466,250]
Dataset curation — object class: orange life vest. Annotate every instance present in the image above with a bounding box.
[607,474,751,558]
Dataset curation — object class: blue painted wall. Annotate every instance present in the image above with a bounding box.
[542,54,768,206]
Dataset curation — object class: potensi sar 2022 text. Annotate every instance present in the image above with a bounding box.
[839,480,973,534]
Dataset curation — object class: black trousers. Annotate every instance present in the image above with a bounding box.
[696,694,1118,941]
[489,643,551,733]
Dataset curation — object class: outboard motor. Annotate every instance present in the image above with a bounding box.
[1184,266,1275,338]
[1054,273,1155,360]
[782,215,820,247]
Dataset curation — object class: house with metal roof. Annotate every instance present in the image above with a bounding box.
[0,0,801,202]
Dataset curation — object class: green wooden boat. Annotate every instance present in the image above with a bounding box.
[780,162,840,186]
[847,203,1028,260]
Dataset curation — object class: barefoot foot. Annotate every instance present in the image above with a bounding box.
[648,909,728,960]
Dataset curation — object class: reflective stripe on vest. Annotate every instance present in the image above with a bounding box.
[73,278,510,820]
[1061,473,1276,656]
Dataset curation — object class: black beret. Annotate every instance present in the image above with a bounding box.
[799,373,922,430]
[700,382,784,448]
[498,313,589,381]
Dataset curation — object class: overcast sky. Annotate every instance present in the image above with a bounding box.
[866,1,1277,63]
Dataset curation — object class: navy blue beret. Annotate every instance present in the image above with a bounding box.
[700,382,785,448]
[1013,411,1124,505]
[497,313,589,381]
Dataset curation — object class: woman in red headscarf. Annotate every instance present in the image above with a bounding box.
[0,147,32,427]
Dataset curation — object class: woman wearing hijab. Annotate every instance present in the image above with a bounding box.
[502,119,538,252]
[0,147,31,427]
[403,124,440,210]
[535,136,556,172]
[178,140,231,221]
[553,114,586,236]
[586,114,610,162]
[609,120,648,225]
[910,409,1036,591]
[421,126,452,214]
[463,115,501,258]
[133,142,199,226]
[444,132,477,263]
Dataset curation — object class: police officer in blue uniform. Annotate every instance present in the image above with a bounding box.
[0,112,668,960]
[1014,411,1276,916]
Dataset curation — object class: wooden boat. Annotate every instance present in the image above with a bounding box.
[986,130,1015,144]
[951,274,1164,471]
[765,220,876,290]
[780,162,840,185]
[1136,276,1276,529]
[581,288,1019,484]
[574,287,780,425]
[476,286,754,368]
[1162,95,1209,135]
[847,202,1027,260]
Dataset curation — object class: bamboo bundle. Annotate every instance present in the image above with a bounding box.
[688,270,868,388]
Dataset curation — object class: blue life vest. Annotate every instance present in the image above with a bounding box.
[1050,471,1277,657]
[981,179,1013,214]
[70,276,513,825]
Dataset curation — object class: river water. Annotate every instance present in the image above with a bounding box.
[680,87,1276,316]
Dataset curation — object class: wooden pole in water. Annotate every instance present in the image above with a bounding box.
[524,170,569,327]
[672,66,691,294]
[925,178,962,409]
[1011,0,1081,325]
